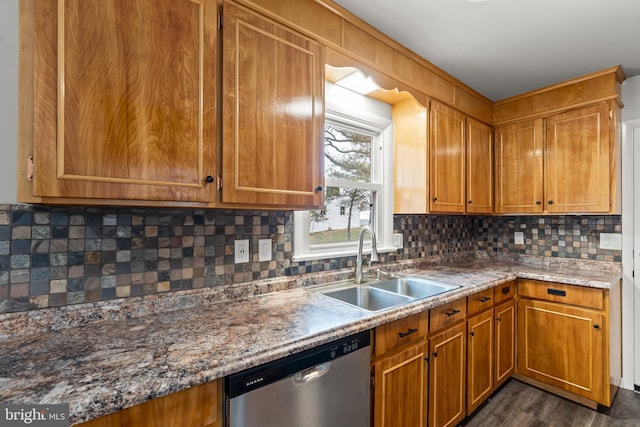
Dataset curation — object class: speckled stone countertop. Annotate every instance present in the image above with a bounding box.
[0,254,622,424]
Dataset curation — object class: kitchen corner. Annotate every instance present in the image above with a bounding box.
[0,252,621,424]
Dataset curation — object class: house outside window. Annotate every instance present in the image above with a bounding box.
[293,80,395,261]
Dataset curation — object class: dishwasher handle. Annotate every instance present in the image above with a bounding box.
[293,362,331,384]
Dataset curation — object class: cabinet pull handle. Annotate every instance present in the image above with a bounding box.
[547,288,566,297]
[535,200,542,205]
[479,296,491,303]
[445,309,461,317]
[502,287,510,294]
[593,324,600,329]
[548,200,554,205]
[398,328,418,338]
[315,185,323,193]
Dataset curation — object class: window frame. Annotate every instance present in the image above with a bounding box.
[293,89,395,262]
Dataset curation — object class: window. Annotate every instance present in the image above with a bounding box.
[293,81,394,261]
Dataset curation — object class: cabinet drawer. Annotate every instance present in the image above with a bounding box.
[429,298,466,333]
[467,288,494,315]
[374,311,428,356]
[517,279,603,310]
[494,280,516,304]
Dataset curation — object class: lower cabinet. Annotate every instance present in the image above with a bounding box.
[371,312,429,427]
[466,309,493,414]
[78,379,222,427]
[372,342,429,427]
[428,322,467,427]
[494,298,516,388]
[516,278,622,408]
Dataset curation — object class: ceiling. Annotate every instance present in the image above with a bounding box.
[333,0,640,101]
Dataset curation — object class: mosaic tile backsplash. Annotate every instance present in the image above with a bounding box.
[0,204,621,314]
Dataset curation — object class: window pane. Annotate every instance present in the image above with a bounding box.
[324,125,372,183]
[310,187,372,244]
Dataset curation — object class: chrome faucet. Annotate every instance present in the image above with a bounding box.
[355,225,379,284]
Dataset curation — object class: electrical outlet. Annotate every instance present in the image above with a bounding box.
[234,239,249,263]
[514,231,524,245]
[259,239,272,261]
[599,233,622,250]
[393,233,404,249]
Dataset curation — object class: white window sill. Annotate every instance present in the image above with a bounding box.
[291,246,398,263]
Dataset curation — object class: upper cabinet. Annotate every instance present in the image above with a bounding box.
[429,100,466,213]
[466,118,494,214]
[493,66,624,214]
[20,0,218,204]
[19,0,324,209]
[430,100,493,214]
[545,104,611,213]
[495,119,544,213]
[221,2,324,207]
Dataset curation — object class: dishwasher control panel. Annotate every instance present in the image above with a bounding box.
[226,330,370,398]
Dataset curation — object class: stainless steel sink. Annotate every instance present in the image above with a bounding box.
[319,285,414,311]
[369,277,460,299]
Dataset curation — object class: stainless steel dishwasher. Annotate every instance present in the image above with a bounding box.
[225,330,370,427]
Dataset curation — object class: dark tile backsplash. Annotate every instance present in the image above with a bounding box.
[0,204,621,314]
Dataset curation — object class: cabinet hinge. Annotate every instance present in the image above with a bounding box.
[609,109,613,119]
[216,174,222,192]
[27,156,34,181]
[218,11,223,30]
[371,374,375,388]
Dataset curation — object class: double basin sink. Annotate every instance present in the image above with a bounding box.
[316,275,460,312]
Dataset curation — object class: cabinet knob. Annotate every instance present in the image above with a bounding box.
[432,351,438,358]
[315,185,323,193]
[548,200,554,205]
[496,317,501,322]
[593,324,600,329]
[205,175,214,183]
[470,332,475,337]
[432,197,437,202]
[535,200,542,205]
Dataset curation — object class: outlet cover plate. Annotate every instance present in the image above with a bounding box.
[235,239,249,263]
[599,233,622,250]
[514,232,524,245]
[393,233,403,249]
[259,239,272,262]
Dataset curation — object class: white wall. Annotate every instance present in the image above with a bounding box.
[621,75,640,390]
[0,0,18,204]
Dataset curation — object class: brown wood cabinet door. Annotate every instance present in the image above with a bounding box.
[494,298,515,388]
[517,299,604,403]
[373,342,428,427]
[494,119,544,213]
[467,309,494,414]
[429,100,466,213]
[428,322,466,427]
[466,118,493,214]
[79,380,222,427]
[545,103,611,213]
[30,0,217,202]
[222,2,324,208]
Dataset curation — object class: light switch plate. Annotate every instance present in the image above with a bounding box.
[259,239,272,262]
[393,233,404,249]
[514,232,524,245]
[235,239,249,263]
[599,233,622,250]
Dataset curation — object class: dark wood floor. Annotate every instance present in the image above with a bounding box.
[462,380,640,426]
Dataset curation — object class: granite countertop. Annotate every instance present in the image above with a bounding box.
[0,256,622,424]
